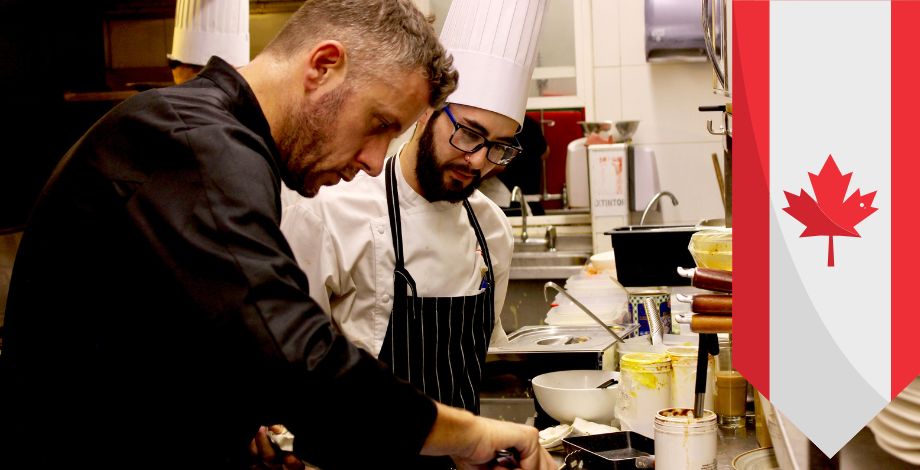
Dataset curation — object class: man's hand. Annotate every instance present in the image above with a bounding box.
[421,403,556,470]
[248,425,306,470]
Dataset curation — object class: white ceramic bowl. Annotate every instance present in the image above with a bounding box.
[590,251,617,272]
[531,370,620,424]
[732,447,781,470]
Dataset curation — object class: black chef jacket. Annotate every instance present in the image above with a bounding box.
[0,57,437,469]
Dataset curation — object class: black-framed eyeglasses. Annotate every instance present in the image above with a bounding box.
[442,106,523,166]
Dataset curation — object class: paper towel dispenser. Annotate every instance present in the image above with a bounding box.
[645,0,706,62]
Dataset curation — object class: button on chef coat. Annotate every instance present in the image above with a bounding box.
[280,153,512,357]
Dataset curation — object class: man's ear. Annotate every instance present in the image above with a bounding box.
[302,40,347,92]
[410,108,435,140]
[417,108,434,127]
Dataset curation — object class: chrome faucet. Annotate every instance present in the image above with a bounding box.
[639,191,679,226]
[544,225,557,252]
[510,186,529,242]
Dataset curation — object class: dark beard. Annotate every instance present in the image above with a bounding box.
[415,111,481,203]
[277,85,348,197]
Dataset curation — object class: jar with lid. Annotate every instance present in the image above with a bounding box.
[654,408,718,470]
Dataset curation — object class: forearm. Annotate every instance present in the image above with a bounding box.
[420,402,554,470]
[420,403,478,457]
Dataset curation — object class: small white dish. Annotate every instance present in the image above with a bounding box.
[886,397,920,423]
[589,251,617,272]
[882,406,920,439]
[538,423,573,449]
[875,433,920,465]
[895,387,920,406]
[871,412,920,450]
[732,447,781,470]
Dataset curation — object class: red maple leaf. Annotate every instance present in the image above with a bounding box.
[782,155,878,267]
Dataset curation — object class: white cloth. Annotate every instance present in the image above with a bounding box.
[280,155,512,357]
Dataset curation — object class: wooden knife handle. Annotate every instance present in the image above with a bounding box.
[691,294,732,315]
[690,314,732,333]
[692,268,732,293]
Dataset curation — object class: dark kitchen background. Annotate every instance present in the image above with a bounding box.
[0,0,301,232]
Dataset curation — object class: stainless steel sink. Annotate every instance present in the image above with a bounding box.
[514,239,552,252]
[513,233,592,253]
[510,251,589,267]
[509,251,591,279]
[508,232,593,279]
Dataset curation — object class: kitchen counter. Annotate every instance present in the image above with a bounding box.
[547,418,761,469]
[713,420,762,469]
[479,397,761,468]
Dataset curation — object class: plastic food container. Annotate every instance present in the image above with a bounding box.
[688,228,732,271]
[666,346,715,411]
[616,352,672,439]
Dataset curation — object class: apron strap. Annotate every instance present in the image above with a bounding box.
[462,199,495,289]
[385,157,418,298]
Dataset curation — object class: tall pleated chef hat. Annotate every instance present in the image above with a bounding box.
[168,0,250,67]
[439,0,547,129]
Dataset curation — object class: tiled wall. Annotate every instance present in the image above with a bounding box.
[590,0,728,224]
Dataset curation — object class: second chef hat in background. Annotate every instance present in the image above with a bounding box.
[439,0,547,129]
[169,0,250,67]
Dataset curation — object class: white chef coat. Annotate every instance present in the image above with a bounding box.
[280,154,513,357]
[478,177,512,207]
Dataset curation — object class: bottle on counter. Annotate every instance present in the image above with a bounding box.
[677,267,732,293]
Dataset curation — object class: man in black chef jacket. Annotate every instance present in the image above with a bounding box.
[0,1,553,469]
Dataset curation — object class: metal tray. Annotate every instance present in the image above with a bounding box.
[488,324,639,355]
[562,432,655,469]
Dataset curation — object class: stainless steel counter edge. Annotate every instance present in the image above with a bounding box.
[509,265,585,280]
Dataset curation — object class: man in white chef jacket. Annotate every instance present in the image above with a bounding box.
[280,0,546,415]
[168,0,249,84]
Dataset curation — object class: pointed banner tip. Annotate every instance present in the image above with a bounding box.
[774,395,889,460]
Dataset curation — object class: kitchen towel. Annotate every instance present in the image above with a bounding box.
[733,0,920,457]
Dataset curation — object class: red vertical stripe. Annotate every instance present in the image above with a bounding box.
[891,0,920,399]
[733,0,770,399]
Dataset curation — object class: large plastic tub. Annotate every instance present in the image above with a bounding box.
[604,225,699,287]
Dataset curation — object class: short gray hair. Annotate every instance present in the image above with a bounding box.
[263,0,458,108]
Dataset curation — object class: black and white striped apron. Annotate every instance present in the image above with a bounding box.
[379,156,496,414]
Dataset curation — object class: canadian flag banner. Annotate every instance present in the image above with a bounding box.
[734,0,920,456]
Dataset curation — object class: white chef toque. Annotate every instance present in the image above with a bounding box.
[439,0,547,129]
[168,0,250,67]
